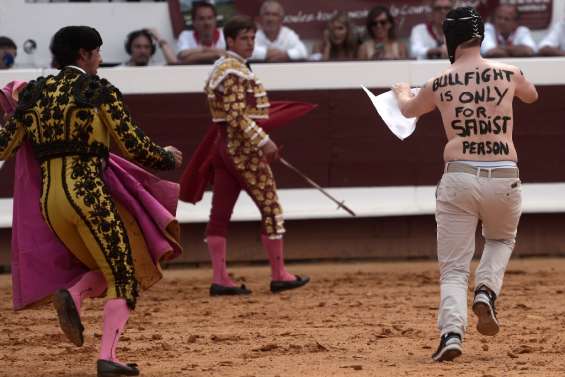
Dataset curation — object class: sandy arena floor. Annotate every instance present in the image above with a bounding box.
[1,258,565,377]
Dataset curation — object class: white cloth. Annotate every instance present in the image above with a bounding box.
[361,86,419,140]
[0,161,4,170]
[251,26,308,61]
[481,22,537,54]
[176,29,226,52]
[409,23,442,60]
[538,20,565,50]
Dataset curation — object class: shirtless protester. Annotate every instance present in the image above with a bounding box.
[392,7,538,362]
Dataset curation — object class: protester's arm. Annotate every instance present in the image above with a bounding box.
[514,69,538,104]
[393,79,436,118]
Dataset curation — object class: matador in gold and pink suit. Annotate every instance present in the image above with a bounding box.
[180,49,312,295]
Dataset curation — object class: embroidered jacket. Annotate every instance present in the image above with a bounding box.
[0,67,174,170]
[205,51,271,148]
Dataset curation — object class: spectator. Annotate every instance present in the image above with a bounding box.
[251,0,308,62]
[358,5,407,60]
[177,1,226,64]
[409,0,453,59]
[482,4,536,58]
[0,37,17,69]
[124,28,177,66]
[310,12,359,61]
[538,20,565,56]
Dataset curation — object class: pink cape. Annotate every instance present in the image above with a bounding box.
[2,81,182,310]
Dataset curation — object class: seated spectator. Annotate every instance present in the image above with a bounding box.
[177,1,226,64]
[0,37,17,69]
[358,5,407,60]
[124,28,177,66]
[310,12,359,61]
[251,0,308,62]
[538,20,565,56]
[409,0,453,59]
[482,4,536,58]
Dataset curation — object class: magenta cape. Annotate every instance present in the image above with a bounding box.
[3,82,182,310]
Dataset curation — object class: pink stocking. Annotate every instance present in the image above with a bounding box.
[99,298,129,364]
[207,236,236,287]
[261,235,295,282]
[68,270,107,313]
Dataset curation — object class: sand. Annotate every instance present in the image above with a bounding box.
[1,258,565,377]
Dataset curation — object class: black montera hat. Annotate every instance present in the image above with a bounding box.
[443,7,484,63]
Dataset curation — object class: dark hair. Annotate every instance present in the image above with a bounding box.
[223,15,257,43]
[125,29,155,56]
[50,26,102,68]
[191,1,217,20]
[366,5,396,41]
[0,36,17,50]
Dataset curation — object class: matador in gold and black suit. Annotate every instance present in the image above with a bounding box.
[0,67,175,308]
[0,63,178,377]
[0,25,183,376]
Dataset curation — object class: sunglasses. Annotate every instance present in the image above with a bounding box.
[370,19,390,27]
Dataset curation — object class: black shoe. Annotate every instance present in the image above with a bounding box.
[432,332,462,362]
[53,289,84,347]
[209,283,252,296]
[97,360,140,377]
[473,285,499,336]
[270,275,310,293]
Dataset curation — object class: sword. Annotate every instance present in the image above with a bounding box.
[278,158,357,217]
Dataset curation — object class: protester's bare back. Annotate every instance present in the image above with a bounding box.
[430,57,535,162]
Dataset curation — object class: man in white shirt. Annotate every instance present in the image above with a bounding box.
[410,0,453,60]
[251,0,308,62]
[177,1,226,64]
[538,20,565,56]
[481,4,536,58]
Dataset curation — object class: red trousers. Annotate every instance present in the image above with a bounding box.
[206,129,284,238]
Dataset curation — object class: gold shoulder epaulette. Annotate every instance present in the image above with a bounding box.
[16,76,49,113]
[72,75,117,107]
[207,55,252,90]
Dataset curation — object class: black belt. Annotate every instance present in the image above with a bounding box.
[33,141,109,161]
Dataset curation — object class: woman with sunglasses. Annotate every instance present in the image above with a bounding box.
[358,5,407,60]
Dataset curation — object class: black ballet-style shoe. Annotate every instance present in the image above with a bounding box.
[209,283,252,296]
[52,289,84,347]
[96,359,140,377]
[270,275,310,293]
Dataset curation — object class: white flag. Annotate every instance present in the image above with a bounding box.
[361,86,420,140]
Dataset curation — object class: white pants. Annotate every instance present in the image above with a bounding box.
[435,172,522,337]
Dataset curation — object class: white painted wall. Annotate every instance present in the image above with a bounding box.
[1,58,564,95]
